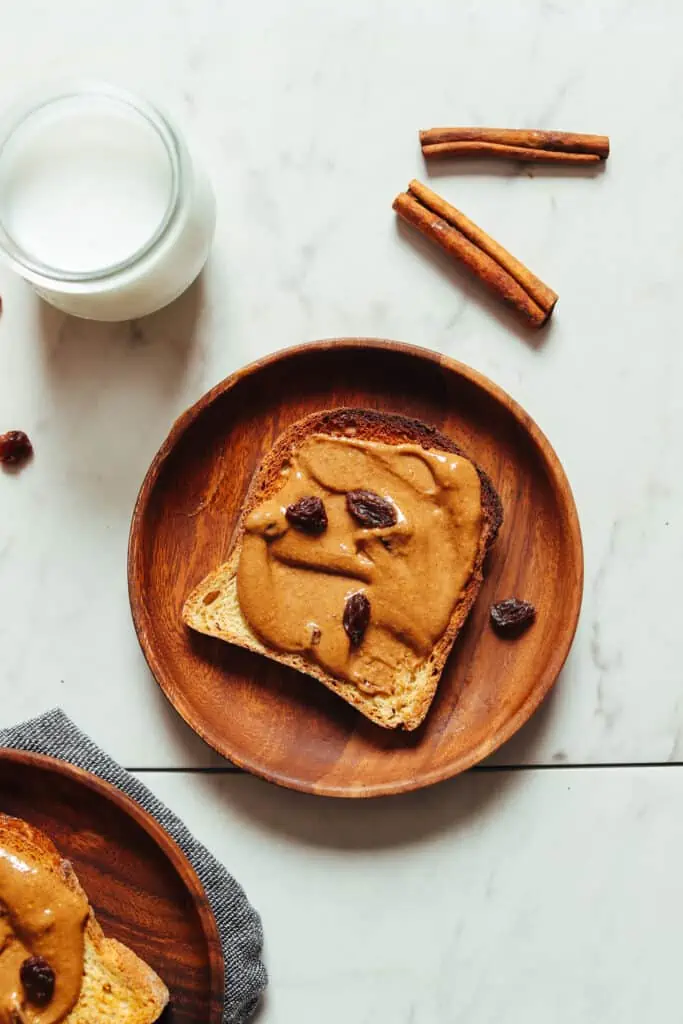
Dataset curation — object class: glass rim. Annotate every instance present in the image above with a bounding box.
[0,81,183,284]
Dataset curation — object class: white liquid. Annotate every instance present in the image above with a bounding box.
[0,96,173,274]
[0,86,216,320]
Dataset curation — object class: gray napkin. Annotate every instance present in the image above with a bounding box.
[0,708,267,1024]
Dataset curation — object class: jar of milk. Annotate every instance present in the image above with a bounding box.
[0,83,216,320]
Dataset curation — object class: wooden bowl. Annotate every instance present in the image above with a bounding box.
[129,338,583,797]
[0,751,223,1024]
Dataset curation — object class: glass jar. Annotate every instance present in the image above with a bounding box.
[0,83,216,321]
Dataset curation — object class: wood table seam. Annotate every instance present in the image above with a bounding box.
[129,761,683,774]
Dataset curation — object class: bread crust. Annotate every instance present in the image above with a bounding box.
[183,408,503,730]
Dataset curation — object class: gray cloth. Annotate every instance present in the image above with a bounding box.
[0,708,267,1024]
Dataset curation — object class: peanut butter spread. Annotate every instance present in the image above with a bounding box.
[0,822,88,1024]
[237,435,482,694]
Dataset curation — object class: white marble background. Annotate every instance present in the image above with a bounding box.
[148,767,683,1024]
[1,1,682,1018]
[2,0,679,767]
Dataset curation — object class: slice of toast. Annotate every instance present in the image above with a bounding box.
[183,408,503,731]
[0,813,169,1024]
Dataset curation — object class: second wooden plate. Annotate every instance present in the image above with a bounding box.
[129,339,583,797]
[0,750,223,1023]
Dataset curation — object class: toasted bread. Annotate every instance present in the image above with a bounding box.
[183,408,503,731]
[0,813,169,1024]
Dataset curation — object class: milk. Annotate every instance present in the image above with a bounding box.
[0,86,215,320]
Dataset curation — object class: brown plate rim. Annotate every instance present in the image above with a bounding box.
[128,337,584,796]
[0,748,224,1020]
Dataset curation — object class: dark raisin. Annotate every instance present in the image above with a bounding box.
[0,430,33,467]
[20,956,55,1006]
[285,496,327,535]
[346,490,397,529]
[490,598,536,637]
[343,591,370,647]
[310,625,321,645]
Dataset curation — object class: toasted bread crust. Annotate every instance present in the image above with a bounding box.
[240,407,502,550]
[0,811,85,899]
[184,408,503,730]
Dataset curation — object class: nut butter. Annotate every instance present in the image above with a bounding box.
[237,434,482,695]
[0,817,88,1024]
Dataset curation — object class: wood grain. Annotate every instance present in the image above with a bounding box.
[128,338,583,797]
[0,752,224,1024]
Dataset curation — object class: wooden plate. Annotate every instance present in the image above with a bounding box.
[0,750,223,1023]
[129,338,583,797]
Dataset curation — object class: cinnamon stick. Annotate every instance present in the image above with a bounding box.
[393,180,557,327]
[420,127,609,164]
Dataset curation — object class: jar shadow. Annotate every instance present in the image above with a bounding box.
[34,274,206,515]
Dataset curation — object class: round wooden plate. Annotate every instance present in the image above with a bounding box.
[129,338,583,797]
[0,750,224,1023]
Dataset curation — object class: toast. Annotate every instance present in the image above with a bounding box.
[183,408,503,731]
[0,813,169,1024]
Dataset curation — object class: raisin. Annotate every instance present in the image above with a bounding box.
[346,490,397,528]
[490,598,536,637]
[20,956,55,1006]
[0,430,33,467]
[285,496,327,535]
[343,591,370,647]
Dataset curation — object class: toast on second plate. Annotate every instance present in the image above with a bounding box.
[183,408,503,731]
[0,813,169,1024]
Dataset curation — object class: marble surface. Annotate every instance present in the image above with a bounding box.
[2,2,682,1020]
[145,768,683,1023]
[0,0,681,771]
